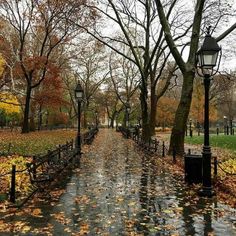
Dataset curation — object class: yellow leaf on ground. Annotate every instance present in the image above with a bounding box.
[22,226,31,233]
[32,208,42,216]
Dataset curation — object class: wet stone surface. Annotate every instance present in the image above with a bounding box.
[1,129,236,235]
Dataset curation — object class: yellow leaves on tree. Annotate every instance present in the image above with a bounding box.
[0,92,20,114]
[0,54,5,77]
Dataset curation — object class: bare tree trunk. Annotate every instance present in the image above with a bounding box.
[140,81,151,141]
[22,85,32,133]
[169,71,194,154]
[150,86,158,136]
[38,105,42,131]
[29,114,36,132]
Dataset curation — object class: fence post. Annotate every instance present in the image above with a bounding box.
[154,139,157,152]
[10,165,16,203]
[188,149,191,155]
[173,148,176,164]
[162,141,165,157]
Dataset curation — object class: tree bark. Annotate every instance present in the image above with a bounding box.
[140,80,151,141]
[155,0,205,154]
[22,85,32,133]
[150,86,158,136]
[169,71,194,154]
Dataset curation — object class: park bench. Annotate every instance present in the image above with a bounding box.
[26,158,54,185]
[26,140,74,187]
[83,128,98,145]
[117,126,130,138]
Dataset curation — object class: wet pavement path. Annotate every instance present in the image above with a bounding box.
[1,129,236,235]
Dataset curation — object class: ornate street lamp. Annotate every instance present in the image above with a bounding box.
[196,27,221,197]
[75,82,84,155]
[223,115,228,135]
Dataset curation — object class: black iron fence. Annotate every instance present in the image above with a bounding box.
[0,140,75,205]
[117,126,235,182]
[0,128,99,206]
[117,126,163,155]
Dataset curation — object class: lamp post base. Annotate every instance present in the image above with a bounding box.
[199,187,216,197]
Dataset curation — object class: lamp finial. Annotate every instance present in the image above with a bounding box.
[207,26,211,35]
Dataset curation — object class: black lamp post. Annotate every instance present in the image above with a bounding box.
[45,111,49,128]
[75,82,84,155]
[223,116,227,135]
[230,118,233,135]
[196,27,221,197]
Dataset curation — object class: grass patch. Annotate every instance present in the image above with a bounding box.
[0,129,77,156]
[185,134,236,151]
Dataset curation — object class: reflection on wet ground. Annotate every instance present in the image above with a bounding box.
[1,129,236,235]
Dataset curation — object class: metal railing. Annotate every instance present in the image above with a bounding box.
[0,128,99,206]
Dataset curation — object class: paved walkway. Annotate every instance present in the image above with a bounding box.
[1,129,236,235]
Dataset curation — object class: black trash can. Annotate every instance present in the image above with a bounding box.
[184,154,202,184]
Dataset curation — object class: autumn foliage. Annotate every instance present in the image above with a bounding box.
[156,96,178,128]
[190,78,218,124]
